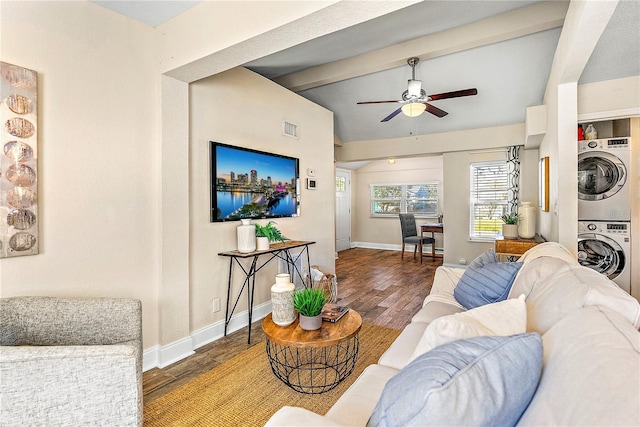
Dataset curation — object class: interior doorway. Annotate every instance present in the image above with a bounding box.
[335,168,351,253]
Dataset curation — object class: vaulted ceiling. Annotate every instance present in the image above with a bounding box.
[92,0,639,144]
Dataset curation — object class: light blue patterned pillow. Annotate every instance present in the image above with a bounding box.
[454,250,523,309]
[367,333,543,427]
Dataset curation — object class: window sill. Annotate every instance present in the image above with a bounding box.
[468,237,497,243]
[370,216,439,219]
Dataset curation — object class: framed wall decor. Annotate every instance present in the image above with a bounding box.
[539,156,550,212]
[1,62,39,257]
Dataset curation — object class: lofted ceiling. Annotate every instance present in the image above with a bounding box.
[91,0,639,144]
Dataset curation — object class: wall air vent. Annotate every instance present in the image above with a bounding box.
[283,121,298,138]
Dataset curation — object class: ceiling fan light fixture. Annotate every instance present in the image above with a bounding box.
[401,102,426,117]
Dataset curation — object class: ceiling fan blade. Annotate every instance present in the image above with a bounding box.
[357,100,402,104]
[425,103,448,118]
[428,88,478,101]
[381,107,403,122]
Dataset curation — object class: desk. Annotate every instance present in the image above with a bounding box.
[262,310,362,394]
[218,240,315,344]
[420,223,443,262]
[494,235,544,260]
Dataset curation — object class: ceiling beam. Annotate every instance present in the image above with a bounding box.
[275,1,569,92]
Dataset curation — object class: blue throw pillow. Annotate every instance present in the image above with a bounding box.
[454,250,523,309]
[367,333,543,427]
[469,248,498,267]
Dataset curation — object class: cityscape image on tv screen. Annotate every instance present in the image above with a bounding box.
[211,142,299,222]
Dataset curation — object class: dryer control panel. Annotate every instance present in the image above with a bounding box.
[578,222,629,236]
[579,138,629,151]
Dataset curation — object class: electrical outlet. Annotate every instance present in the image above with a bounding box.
[212,298,221,313]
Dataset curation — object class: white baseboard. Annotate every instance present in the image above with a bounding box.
[191,301,272,350]
[142,301,272,372]
[351,241,444,255]
[157,336,195,369]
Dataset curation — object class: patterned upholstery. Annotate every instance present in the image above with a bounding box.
[399,213,435,260]
[0,296,142,426]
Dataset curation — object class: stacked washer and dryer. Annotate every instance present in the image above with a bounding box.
[578,135,632,294]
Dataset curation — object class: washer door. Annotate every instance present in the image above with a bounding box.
[577,233,625,279]
[577,152,626,201]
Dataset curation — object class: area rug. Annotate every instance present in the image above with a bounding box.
[143,322,400,426]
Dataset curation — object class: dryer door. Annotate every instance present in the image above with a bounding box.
[577,233,625,279]
[577,152,626,201]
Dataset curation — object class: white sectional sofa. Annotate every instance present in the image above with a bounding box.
[265,242,640,426]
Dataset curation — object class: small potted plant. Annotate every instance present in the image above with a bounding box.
[255,221,288,251]
[501,212,520,240]
[292,288,327,330]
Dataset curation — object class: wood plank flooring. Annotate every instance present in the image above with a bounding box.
[142,247,442,404]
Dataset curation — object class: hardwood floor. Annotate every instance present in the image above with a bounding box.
[142,247,442,404]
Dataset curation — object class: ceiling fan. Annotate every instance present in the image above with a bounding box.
[357,57,477,122]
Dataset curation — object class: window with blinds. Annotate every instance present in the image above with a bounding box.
[371,183,439,217]
[469,161,509,240]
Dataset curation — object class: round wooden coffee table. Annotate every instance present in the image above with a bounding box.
[262,310,362,394]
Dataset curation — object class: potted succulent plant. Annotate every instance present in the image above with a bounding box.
[500,212,520,240]
[255,221,288,251]
[292,288,328,330]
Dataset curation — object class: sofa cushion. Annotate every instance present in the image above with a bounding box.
[324,364,398,427]
[378,322,428,370]
[508,256,640,334]
[411,300,464,324]
[517,306,640,426]
[368,333,543,427]
[408,294,527,364]
[454,250,523,309]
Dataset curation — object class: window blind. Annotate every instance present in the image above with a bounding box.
[470,162,508,239]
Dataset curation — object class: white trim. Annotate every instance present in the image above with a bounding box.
[142,302,272,371]
[578,108,640,123]
[157,336,195,369]
[191,301,272,350]
[142,346,159,372]
[351,241,444,255]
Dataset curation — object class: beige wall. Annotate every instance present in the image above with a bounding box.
[442,149,539,266]
[0,1,160,348]
[189,67,335,334]
[0,0,386,369]
[350,157,443,250]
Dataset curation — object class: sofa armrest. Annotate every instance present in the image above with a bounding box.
[265,407,343,426]
[428,266,466,300]
[0,344,142,426]
[0,297,142,349]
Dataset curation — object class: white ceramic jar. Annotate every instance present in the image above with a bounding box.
[518,202,536,239]
[271,273,296,326]
[237,219,256,253]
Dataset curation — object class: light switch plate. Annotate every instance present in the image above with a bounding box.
[306,178,317,190]
[307,168,315,177]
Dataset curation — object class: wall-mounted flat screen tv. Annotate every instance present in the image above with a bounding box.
[210,141,300,222]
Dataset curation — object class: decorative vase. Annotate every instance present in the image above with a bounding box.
[237,219,256,253]
[299,313,322,331]
[518,202,536,239]
[256,236,270,251]
[502,224,519,240]
[271,274,296,326]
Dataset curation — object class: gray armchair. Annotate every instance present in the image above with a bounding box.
[399,213,435,261]
[0,296,142,426]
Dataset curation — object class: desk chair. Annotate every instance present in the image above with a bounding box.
[399,213,435,261]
